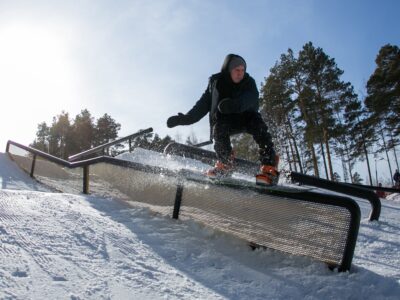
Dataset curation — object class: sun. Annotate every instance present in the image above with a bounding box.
[0,22,80,146]
[0,23,76,103]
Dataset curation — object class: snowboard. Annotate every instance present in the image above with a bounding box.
[178,168,313,194]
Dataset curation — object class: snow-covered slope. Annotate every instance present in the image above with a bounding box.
[1,150,400,299]
[0,153,52,192]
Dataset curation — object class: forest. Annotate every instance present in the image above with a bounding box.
[234,42,399,186]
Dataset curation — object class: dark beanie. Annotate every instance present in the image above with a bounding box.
[228,56,246,72]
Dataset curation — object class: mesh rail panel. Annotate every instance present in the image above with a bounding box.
[180,180,351,266]
[7,144,84,193]
[90,163,177,216]
[7,144,34,173]
[88,164,356,268]
[6,141,359,270]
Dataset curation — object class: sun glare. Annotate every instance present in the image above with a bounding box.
[0,23,79,145]
[0,24,77,103]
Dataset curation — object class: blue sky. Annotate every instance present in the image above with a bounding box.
[0,0,399,181]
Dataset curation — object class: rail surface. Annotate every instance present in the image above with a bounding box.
[349,182,400,194]
[68,128,153,161]
[290,172,381,221]
[164,142,381,222]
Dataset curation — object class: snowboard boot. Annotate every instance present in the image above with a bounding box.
[256,165,279,186]
[256,155,280,186]
[206,160,234,178]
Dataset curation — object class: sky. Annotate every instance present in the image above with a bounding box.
[1,149,400,299]
[0,0,399,180]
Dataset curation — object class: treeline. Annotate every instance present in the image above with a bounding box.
[31,109,174,160]
[233,42,399,185]
[31,109,121,159]
[127,131,174,153]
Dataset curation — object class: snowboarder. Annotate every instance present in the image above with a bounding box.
[166,54,278,185]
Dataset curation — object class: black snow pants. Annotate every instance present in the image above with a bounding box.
[212,111,276,166]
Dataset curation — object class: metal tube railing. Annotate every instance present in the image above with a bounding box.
[6,139,177,194]
[164,142,382,222]
[68,127,153,161]
[290,171,381,221]
[5,139,361,271]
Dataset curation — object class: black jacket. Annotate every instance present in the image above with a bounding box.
[394,171,400,182]
[184,55,259,139]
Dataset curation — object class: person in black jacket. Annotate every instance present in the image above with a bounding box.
[394,169,400,188]
[166,54,278,185]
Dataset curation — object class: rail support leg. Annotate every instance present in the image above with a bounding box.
[172,184,184,219]
[83,165,90,194]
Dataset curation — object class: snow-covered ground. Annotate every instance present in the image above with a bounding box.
[1,150,400,299]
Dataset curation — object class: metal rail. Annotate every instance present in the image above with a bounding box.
[68,128,153,161]
[290,172,381,221]
[164,142,381,221]
[164,142,259,173]
[6,139,361,272]
[348,182,400,194]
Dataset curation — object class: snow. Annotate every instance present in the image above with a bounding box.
[1,150,400,299]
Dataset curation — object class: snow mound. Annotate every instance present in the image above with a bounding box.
[1,189,400,299]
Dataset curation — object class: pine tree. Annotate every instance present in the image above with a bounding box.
[31,122,50,152]
[343,98,376,185]
[32,110,124,159]
[332,84,363,183]
[72,109,95,154]
[258,42,367,181]
[365,44,400,172]
[365,44,400,135]
[47,111,72,159]
[259,50,304,173]
[94,113,121,146]
[298,42,350,180]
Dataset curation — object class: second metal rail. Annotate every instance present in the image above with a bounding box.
[68,128,153,162]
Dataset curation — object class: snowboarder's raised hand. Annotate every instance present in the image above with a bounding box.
[167,113,189,128]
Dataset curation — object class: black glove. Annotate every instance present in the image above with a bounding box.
[167,113,188,128]
[218,98,241,114]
